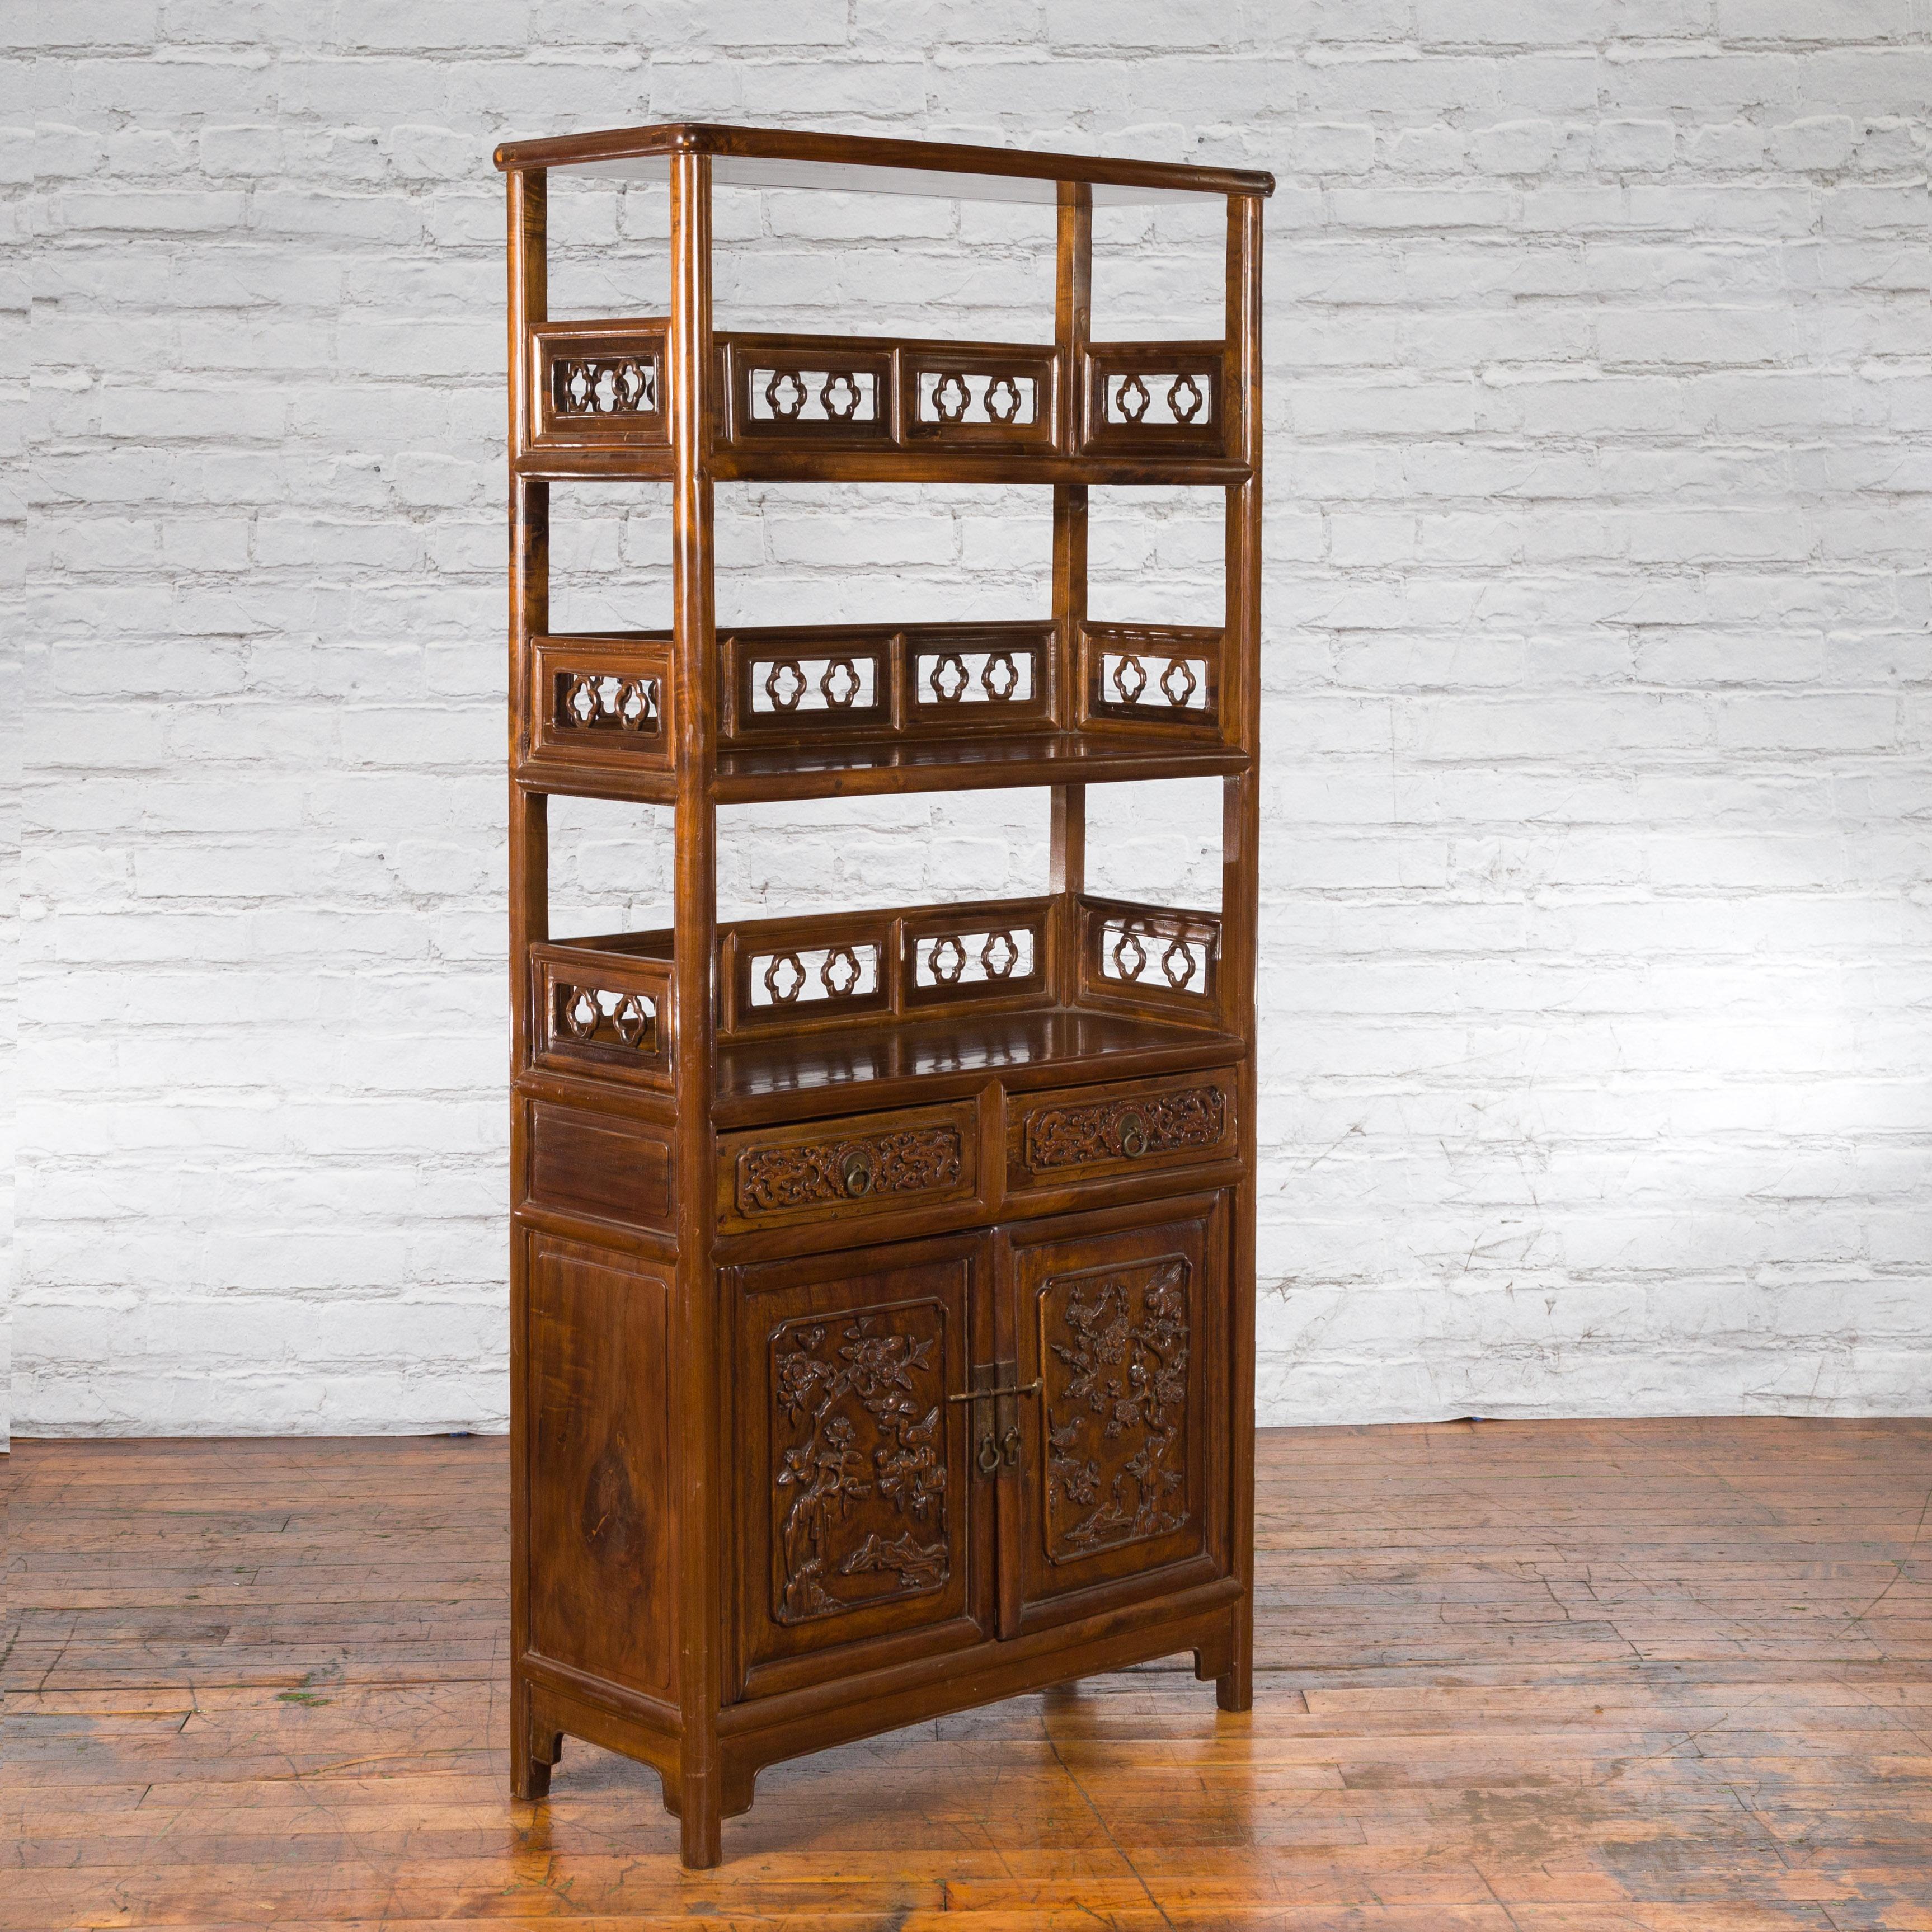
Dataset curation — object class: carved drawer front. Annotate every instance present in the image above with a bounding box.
[731,1239,985,1695]
[1005,1070,1237,1195]
[717,1101,980,1237]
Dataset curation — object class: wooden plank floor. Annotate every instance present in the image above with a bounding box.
[5,1418,1930,1930]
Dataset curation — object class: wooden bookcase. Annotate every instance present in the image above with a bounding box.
[493,123,1271,1868]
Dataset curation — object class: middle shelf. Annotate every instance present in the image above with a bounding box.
[521,621,1247,802]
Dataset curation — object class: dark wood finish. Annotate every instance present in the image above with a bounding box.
[500,128,1270,1867]
[12,1419,1932,1925]
[493,119,1276,202]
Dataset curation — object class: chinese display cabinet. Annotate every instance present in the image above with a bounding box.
[494,123,1270,1868]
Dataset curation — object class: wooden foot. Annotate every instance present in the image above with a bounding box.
[510,1677,562,1799]
[678,1773,722,1869]
[1215,1660,1253,1712]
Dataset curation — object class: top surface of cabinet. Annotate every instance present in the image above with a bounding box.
[493,120,1276,205]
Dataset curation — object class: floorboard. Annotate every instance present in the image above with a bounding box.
[4,1417,1930,1928]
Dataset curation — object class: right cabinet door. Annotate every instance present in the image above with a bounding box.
[1000,1193,1230,1636]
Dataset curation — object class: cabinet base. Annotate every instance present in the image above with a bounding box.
[514,1586,1247,1869]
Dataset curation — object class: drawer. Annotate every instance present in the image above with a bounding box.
[717,1099,981,1236]
[1005,1069,1237,1194]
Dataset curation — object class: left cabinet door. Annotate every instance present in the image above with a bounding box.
[729,1233,992,1699]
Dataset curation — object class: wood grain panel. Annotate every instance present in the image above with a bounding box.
[523,1234,677,1706]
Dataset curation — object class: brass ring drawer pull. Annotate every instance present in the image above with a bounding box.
[839,1149,874,1196]
[1117,1110,1149,1158]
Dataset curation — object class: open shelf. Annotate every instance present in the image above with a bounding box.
[523,624,1240,802]
[521,321,1243,486]
[711,1004,1243,1121]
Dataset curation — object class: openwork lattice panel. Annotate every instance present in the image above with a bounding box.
[530,945,673,1087]
[528,637,673,778]
[721,336,896,446]
[905,349,1056,451]
[1079,897,1223,1020]
[902,905,1048,1011]
[906,630,1053,731]
[530,321,669,450]
[718,899,1055,1038]
[1083,342,1225,455]
[723,917,894,1036]
[1081,624,1221,736]
[725,631,891,739]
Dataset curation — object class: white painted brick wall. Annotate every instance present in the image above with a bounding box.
[13,4,1930,1436]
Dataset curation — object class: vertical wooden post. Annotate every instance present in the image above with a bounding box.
[667,144,723,1867]
[1218,189,1264,1715]
[1050,182,1092,1001]
[505,164,557,1800]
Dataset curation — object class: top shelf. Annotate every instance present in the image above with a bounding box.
[492,121,1277,206]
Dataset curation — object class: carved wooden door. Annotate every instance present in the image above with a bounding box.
[729,1233,992,1698]
[996,1197,1228,1637]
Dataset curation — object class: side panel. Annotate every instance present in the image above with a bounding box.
[524,1231,678,1706]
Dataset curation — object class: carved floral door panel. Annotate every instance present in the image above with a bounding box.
[998,1200,1228,1637]
[730,1235,991,1698]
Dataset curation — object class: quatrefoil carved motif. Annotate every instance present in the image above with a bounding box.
[821,945,863,998]
[764,952,807,1004]
[1115,374,1152,424]
[1168,374,1205,424]
[982,651,1021,701]
[561,988,599,1038]
[764,659,807,712]
[928,654,970,704]
[984,374,1023,424]
[821,370,863,420]
[928,934,967,986]
[612,992,652,1044]
[764,370,808,420]
[1161,939,1199,990]
[1113,655,1149,706]
[981,931,1019,980]
[930,372,971,424]
[1111,929,1149,981]
[820,658,863,708]
[1159,658,1198,708]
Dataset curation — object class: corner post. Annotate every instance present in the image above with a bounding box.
[506,162,553,1803]
[1219,189,1264,1715]
[667,144,725,1866]
[1050,181,1093,1003]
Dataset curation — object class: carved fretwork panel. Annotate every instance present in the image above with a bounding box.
[530,945,673,1089]
[527,637,674,779]
[1039,1256,1193,1562]
[1082,342,1225,455]
[904,349,1057,452]
[530,322,670,449]
[1080,624,1222,737]
[769,1303,952,1624]
[716,897,1055,1038]
[1078,897,1223,1021]
[716,333,1060,456]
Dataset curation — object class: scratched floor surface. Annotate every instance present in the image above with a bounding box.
[5,1418,1930,1929]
